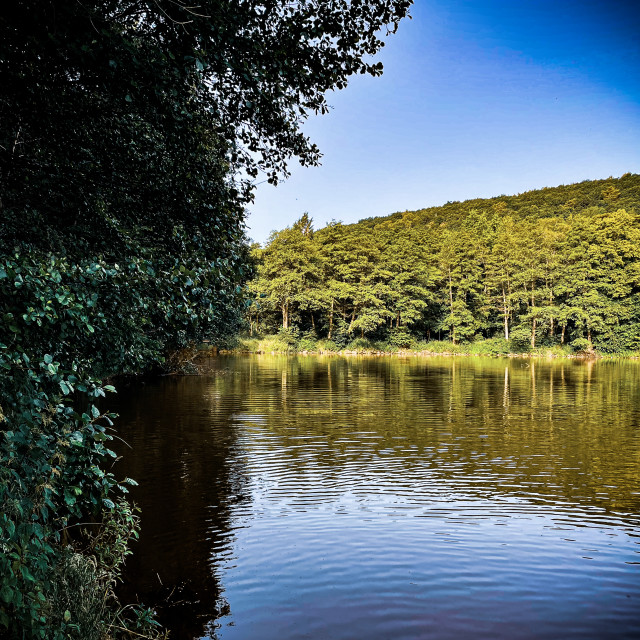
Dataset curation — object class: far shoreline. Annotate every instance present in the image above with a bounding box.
[213,346,639,361]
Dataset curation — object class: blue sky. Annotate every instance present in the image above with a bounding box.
[246,0,640,243]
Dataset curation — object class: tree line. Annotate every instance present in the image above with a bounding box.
[248,173,640,353]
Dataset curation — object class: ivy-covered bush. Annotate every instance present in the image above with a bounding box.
[0,249,249,637]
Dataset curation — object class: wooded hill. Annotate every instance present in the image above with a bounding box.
[247,173,640,353]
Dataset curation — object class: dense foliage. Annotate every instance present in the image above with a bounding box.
[248,174,640,354]
[0,0,411,637]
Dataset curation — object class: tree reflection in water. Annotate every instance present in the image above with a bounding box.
[112,373,250,638]
[111,356,640,640]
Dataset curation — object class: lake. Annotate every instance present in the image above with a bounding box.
[111,355,640,639]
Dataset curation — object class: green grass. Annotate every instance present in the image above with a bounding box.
[234,335,297,353]
[229,334,497,355]
[226,334,636,358]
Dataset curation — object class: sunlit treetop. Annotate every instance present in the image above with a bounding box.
[1,0,412,188]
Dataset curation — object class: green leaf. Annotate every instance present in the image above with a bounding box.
[0,585,13,604]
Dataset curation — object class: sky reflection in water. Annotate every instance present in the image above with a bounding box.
[112,356,640,640]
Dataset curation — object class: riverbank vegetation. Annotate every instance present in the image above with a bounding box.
[233,333,581,357]
[247,174,640,356]
[0,1,411,637]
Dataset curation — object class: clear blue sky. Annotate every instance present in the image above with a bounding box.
[246,0,640,244]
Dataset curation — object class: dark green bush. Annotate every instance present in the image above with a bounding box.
[298,330,319,351]
[277,327,300,347]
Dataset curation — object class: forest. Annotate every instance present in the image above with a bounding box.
[246,173,640,355]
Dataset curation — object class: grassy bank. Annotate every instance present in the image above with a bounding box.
[225,334,640,359]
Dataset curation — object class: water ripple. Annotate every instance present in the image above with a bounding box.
[112,356,640,640]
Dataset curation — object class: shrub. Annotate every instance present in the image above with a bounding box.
[470,337,511,356]
[571,337,593,353]
[507,326,532,352]
[297,330,319,352]
[277,327,299,346]
[421,340,466,354]
[345,338,374,352]
[316,339,339,353]
[386,328,414,349]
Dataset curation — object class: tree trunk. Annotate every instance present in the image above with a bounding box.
[502,285,509,340]
[449,268,455,344]
[561,324,566,345]
[531,281,535,309]
[531,317,536,349]
[348,307,356,333]
[530,280,536,348]
[507,277,513,328]
[328,299,334,339]
[282,302,289,329]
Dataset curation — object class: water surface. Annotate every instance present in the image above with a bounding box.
[111,356,640,639]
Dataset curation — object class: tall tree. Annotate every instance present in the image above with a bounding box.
[379,223,436,330]
[256,214,321,329]
[487,216,520,340]
[0,2,413,636]
[436,224,485,344]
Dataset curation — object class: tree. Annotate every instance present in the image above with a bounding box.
[256,214,321,329]
[487,216,519,340]
[436,225,485,343]
[0,1,413,636]
[316,222,355,340]
[379,223,436,331]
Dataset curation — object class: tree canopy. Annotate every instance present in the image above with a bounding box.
[0,1,412,637]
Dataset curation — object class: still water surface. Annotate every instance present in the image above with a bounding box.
[111,356,640,639]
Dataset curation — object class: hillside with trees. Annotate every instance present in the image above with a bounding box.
[247,173,640,354]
